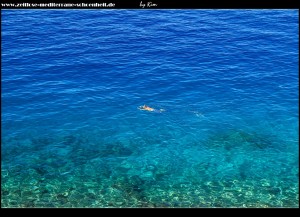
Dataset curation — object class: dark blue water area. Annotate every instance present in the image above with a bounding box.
[1,10,299,207]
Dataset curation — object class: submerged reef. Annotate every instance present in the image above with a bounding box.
[1,130,298,207]
[205,130,275,151]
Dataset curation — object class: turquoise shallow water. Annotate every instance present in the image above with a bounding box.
[1,10,299,207]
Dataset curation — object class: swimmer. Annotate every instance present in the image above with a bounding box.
[139,105,155,111]
[138,105,165,113]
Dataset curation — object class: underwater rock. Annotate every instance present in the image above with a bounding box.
[146,164,157,172]
[100,142,133,158]
[140,171,154,181]
[120,161,132,169]
[118,161,132,173]
[34,165,48,176]
[110,176,146,203]
[266,186,282,195]
[31,137,54,146]
[9,164,24,175]
[141,202,155,207]
[2,189,10,196]
[206,130,273,150]
[157,202,171,207]
[8,200,19,207]
[62,135,77,145]
[129,175,145,187]
[85,192,96,200]
[56,193,69,204]
[22,200,36,208]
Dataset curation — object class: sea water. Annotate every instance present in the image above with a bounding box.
[2,10,298,207]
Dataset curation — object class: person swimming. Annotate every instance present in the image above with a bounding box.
[139,105,155,111]
[138,105,165,112]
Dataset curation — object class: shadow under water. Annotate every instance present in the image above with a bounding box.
[204,129,278,151]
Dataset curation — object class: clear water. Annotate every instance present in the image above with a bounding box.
[1,9,299,208]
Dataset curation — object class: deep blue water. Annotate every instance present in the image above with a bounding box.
[1,10,299,207]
